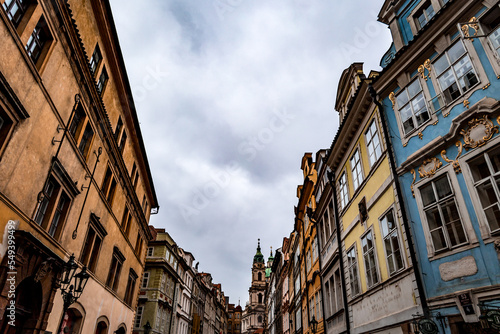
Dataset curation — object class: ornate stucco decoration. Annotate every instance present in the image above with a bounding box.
[433,120,439,126]
[410,169,416,197]
[418,157,442,178]
[460,115,499,150]
[389,92,396,107]
[418,59,432,81]
[418,132,423,139]
[461,17,479,40]
[443,109,451,117]
[463,99,470,109]
[441,141,463,174]
[483,83,491,90]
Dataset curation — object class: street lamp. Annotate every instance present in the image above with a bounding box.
[310,316,318,334]
[143,321,152,334]
[57,254,90,333]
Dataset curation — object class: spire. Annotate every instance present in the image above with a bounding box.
[253,239,264,263]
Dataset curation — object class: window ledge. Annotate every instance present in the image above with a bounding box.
[428,241,480,261]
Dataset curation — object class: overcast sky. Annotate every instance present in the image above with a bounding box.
[108,0,392,306]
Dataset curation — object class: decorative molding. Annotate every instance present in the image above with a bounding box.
[418,157,442,178]
[463,99,470,109]
[443,110,450,117]
[410,169,416,198]
[441,141,463,174]
[460,115,499,150]
[433,120,439,126]
[482,83,491,90]
[418,132,423,140]
[417,59,432,81]
[461,17,479,40]
[389,92,396,107]
[403,142,408,147]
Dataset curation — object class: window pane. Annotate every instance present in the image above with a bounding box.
[426,206,443,230]
[442,200,467,246]
[448,41,466,64]
[488,147,500,174]
[396,91,409,107]
[469,154,490,182]
[435,175,452,199]
[421,183,436,207]
[434,54,450,76]
[477,180,497,209]
[438,69,456,91]
[431,229,447,251]
[407,80,421,99]
[490,27,500,50]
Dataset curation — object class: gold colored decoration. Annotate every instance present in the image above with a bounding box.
[461,17,479,40]
[410,169,416,198]
[433,120,439,126]
[483,83,490,90]
[441,141,463,174]
[463,100,470,109]
[389,92,396,107]
[460,115,499,150]
[418,132,423,140]
[443,110,450,117]
[418,157,442,178]
[418,59,432,81]
[403,142,408,147]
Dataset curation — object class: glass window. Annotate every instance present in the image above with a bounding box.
[106,248,124,291]
[80,222,103,273]
[338,172,349,209]
[365,119,382,166]
[419,174,468,252]
[124,270,138,305]
[434,40,479,104]
[25,16,52,64]
[416,3,435,29]
[69,105,94,158]
[346,246,360,296]
[2,0,30,26]
[141,271,149,289]
[468,146,500,233]
[361,231,379,288]
[97,66,108,95]
[396,79,430,134]
[380,209,405,275]
[350,149,363,190]
[134,306,143,328]
[89,44,102,76]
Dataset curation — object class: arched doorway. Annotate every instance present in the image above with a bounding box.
[115,324,126,334]
[0,276,42,334]
[94,316,109,334]
[58,307,83,334]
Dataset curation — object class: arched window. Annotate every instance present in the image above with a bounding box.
[258,315,263,323]
[258,293,262,304]
[95,316,109,334]
[257,272,262,281]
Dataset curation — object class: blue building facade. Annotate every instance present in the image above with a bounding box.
[374,0,500,332]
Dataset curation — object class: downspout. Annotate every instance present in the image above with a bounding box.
[326,171,350,334]
[367,83,429,317]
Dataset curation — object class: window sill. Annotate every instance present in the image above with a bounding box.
[427,241,480,261]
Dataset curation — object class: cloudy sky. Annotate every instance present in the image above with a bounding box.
[108,0,392,305]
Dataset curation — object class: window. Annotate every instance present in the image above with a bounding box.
[434,40,478,104]
[80,214,106,273]
[141,271,150,289]
[2,0,30,26]
[396,79,430,135]
[416,3,435,29]
[419,174,467,252]
[350,149,363,190]
[467,146,500,233]
[0,107,15,156]
[106,247,124,291]
[361,231,379,288]
[295,308,301,329]
[147,247,154,257]
[125,269,138,305]
[121,206,132,236]
[114,116,127,153]
[346,246,360,296]
[25,16,52,66]
[338,172,349,209]
[101,166,117,206]
[134,306,143,328]
[142,195,148,215]
[89,44,102,76]
[68,105,94,159]
[96,66,108,95]
[135,233,143,256]
[380,209,404,275]
[34,175,71,240]
[306,248,311,273]
[118,131,127,153]
[365,119,382,166]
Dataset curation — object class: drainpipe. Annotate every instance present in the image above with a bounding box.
[367,83,430,317]
[326,171,350,334]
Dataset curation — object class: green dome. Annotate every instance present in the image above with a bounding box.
[253,239,264,263]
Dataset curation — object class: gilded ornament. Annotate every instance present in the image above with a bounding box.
[418,157,442,178]
[418,59,432,81]
[443,111,450,117]
[441,141,463,174]
[418,132,423,140]
[433,120,439,126]
[483,83,490,90]
[410,169,416,198]
[463,99,470,109]
[460,115,499,150]
[461,17,479,40]
[389,92,396,107]
[403,142,408,147]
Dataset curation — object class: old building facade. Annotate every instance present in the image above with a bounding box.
[0,0,158,333]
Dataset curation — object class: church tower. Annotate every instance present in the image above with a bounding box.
[242,239,267,333]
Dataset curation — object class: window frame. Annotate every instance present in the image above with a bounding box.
[364,118,383,167]
[96,66,108,96]
[394,77,431,137]
[106,247,125,291]
[124,269,138,306]
[25,15,53,69]
[68,103,95,160]
[350,148,364,191]
[338,171,349,210]
[379,207,405,276]
[414,166,477,258]
[89,43,102,76]
[346,244,360,297]
[80,215,107,273]
[134,306,144,329]
[361,229,379,289]
[101,165,117,207]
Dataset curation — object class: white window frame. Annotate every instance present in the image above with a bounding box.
[346,244,360,297]
[361,229,379,289]
[379,207,405,276]
[395,77,431,137]
[414,165,477,258]
[134,306,144,329]
[350,148,364,191]
[141,271,150,289]
[365,118,383,167]
[338,171,349,209]
[471,4,500,77]
[147,247,153,257]
[462,136,500,240]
